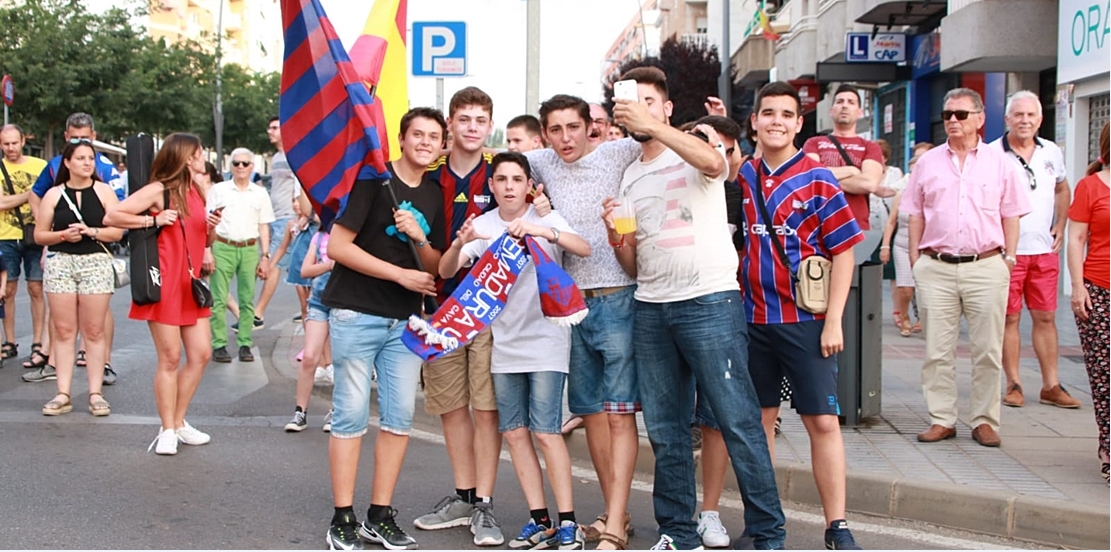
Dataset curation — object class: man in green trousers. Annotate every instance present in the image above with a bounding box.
[206,147,274,363]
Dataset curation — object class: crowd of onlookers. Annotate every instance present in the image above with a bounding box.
[1,75,1106,552]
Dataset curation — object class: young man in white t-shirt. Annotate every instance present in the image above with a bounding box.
[607,66,785,551]
[439,152,591,550]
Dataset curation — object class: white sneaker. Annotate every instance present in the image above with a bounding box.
[148,428,178,455]
[176,421,211,446]
[697,511,730,548]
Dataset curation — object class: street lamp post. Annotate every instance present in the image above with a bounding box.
[214,0,225,171]
[717,0,730,116]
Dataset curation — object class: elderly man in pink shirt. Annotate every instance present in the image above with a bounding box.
[903,87,1032,448]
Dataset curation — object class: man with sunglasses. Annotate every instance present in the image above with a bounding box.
[26,113,124,386]
[903,88,1031,448]
[989,91,1078,410]
[207,148,274,364]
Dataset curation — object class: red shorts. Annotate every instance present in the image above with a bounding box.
[1007,253,1059,315]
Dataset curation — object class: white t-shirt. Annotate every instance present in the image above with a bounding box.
[460,206,577,374]
[525,139,641,289]
[989,137,1067,255]
[619,147,739,303]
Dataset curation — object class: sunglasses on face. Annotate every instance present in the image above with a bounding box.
[67,138,92,144]
[941,110,982,121]
[231,160,251,168]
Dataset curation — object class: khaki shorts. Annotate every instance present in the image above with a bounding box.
[422,329,496,414]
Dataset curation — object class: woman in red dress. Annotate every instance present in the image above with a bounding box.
[104,133,222,456]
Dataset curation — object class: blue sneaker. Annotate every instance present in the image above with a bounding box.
[556,521,584,550]
[509,519,556,550]
[824,519,861,550]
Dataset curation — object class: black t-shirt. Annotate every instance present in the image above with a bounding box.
[321,169,446,319]
[724,178,744,251]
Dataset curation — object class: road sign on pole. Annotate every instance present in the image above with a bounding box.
[412,22,467,77]
[2,75,13,125]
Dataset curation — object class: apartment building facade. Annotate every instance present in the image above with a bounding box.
[148,0,283,74]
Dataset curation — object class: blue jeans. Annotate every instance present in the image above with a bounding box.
[329,308,422,438]
[269,217,292,269]
[568,286,639,415]
[493,371,566,434]
[634,290,786,550]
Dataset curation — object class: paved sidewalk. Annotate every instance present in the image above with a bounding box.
[270,290,1109,548]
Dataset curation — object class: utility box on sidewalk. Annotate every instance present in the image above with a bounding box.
[837,261,883,426]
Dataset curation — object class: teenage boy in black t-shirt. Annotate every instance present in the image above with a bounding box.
[323,107,448,551]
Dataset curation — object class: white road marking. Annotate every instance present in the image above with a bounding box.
[406,426,1020,550]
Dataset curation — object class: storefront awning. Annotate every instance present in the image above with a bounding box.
[816,61,911,83]
[855,0,946,29]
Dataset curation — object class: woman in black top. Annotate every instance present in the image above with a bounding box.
[34,140,124,418]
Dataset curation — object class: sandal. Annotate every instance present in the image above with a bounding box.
[596,532,629,550]
[898,313,913,337]
[76,350,87,368]
[582,514,607,543]
[88,392,111,417]
[1,341,16,360]
[43,392,72,416]
[911,321,922,333]
[23,344,48,369]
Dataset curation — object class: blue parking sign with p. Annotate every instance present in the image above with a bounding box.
[412,22,467,77]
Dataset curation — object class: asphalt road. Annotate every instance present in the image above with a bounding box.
[0,285,1042,550]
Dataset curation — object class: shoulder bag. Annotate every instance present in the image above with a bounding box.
[0,161,36,246]
[825,134,857,168]
[178,216,213,308]
[58,187,129,288]
[750,163,831,314]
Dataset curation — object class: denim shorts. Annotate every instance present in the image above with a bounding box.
[306,304,330,323]
[284,223,317,286]
[0,240,44,281]
[568,285,639,415]
[269,218,292,269]
[493,371,566,434]
[328,308,422,437]
[748,320,841,416]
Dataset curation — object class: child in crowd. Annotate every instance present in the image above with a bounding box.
[439,152,592,550]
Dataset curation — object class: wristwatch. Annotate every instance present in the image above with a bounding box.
[1003,254,1017,264]
[416,240,428,248]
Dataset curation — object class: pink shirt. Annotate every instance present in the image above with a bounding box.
[901,139,1031,255]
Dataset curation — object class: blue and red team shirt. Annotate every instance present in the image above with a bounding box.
[32,153,125,200]
[740,151,863,325]
[424,152,494,302]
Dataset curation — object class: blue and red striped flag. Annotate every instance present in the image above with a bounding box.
[279,0,391,227]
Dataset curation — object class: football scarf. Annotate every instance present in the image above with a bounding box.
[403,232,588,361]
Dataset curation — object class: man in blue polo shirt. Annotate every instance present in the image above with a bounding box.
[28,113,123,386]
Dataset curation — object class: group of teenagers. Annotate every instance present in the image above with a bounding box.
[313,68,869,552]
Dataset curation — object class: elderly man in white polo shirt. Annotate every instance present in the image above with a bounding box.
[207,147,274,363]
[991,91,1079,409]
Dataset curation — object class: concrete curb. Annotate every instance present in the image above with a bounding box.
[267,324,1110,550]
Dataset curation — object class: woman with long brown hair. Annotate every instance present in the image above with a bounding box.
[104,133,222,455]
[34,139,125,418]
[1066,122,1110,484]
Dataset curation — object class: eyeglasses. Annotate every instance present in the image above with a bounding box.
[941,110,982,121]
[231,160,251,168]
[67,138,92,144]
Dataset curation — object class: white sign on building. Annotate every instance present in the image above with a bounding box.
[1057,0,1110,83]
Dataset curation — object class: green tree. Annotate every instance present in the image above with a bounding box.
[602,35,743,128]
[209,65,281,156]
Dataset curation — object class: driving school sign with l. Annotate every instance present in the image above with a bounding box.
[845,33,907,63]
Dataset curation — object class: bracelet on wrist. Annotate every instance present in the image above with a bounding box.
[880,245,890,250]
[609,235,625,248]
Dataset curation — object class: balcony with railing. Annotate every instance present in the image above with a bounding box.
[680,32,709,49]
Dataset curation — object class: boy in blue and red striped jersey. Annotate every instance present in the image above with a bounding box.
[740,81,865,550]
[416,86,506,547]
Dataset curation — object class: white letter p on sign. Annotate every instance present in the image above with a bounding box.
[422,26,456,72]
